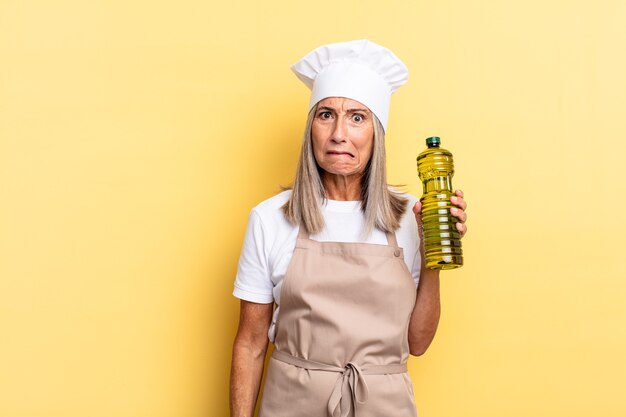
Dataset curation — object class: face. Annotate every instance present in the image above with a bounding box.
[311,97,374,178]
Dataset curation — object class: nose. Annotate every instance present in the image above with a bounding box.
[331,118,347,143]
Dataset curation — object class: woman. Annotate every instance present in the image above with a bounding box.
[230,40,468,417]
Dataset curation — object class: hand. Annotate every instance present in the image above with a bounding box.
[450,189,468,238]
[412,189,468,239]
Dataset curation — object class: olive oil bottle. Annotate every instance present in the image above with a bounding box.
[416,137,463,269]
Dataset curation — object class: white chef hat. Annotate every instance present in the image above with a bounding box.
[291,39,409,131]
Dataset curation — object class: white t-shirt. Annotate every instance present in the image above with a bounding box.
[233,190,422,342]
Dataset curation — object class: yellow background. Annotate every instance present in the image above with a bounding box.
[1,1,625,416]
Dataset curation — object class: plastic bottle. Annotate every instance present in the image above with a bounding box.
[416,136,463,269]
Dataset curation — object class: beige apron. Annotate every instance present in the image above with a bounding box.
[259,226,418,417]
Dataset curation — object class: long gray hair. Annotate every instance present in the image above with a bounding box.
[282,105,408,236]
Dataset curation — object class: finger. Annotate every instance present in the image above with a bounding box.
[450,195,467,211]
[456,221,467,237]
[455,189,464,198]
[412,202,424,236]
[450,207,467,223]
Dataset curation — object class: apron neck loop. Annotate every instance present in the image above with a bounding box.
[385,231,398,247]
[297,225,309,240]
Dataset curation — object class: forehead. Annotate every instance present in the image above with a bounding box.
[316,97,371,112]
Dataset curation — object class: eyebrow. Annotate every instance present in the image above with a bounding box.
[317,106,370,113]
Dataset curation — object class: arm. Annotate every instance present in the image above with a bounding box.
[230,300,274,417]
[408,268,441,356]
[408,190,467,356]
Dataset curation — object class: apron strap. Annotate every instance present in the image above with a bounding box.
[385,231,398,247]
[297,225,309,239]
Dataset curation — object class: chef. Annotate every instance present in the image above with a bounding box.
[229,39,468,417]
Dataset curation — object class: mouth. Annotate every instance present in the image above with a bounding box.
[327,151,355,158]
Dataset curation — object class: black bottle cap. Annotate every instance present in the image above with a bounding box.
[426,136,441,147]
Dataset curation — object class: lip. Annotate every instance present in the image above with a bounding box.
[327,151,355,158]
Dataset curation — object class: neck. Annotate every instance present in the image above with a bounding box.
[322,172,363,201]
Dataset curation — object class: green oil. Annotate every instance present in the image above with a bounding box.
[416,136,463,270]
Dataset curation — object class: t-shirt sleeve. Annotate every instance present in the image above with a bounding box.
[406,195,422,287]
[232,209,274,303]
[411,243,422,287]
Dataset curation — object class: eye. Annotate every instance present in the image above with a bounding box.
[352,113,365,123]
[318,111,333,119]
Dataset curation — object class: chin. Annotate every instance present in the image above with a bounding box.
[329,168,361,177]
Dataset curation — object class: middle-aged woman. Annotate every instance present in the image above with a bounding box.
[230,40,468,417]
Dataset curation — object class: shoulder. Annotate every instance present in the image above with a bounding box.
[389,186,419,202]
[389,189,418,216]
[248,189,295,234]
[393,191,419,230]
[253,189,292,212]
[388,186,418,202]
[251,190,292,221]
